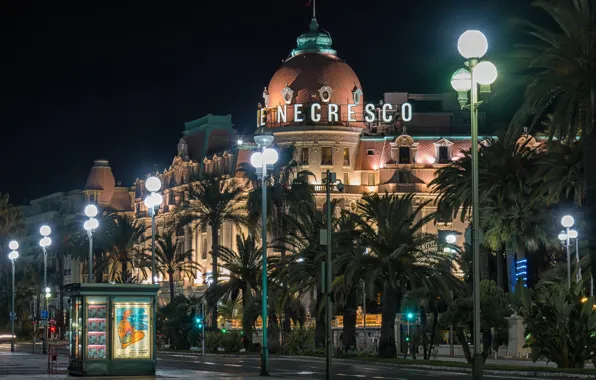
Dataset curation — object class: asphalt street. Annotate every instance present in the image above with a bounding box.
[157,351,541,380]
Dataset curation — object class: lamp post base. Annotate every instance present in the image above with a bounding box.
[472,353,484,380]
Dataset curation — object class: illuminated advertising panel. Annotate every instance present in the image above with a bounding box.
[112,301,151,359]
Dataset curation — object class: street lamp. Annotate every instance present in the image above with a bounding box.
[451,29,497,380]
[250,126,278,376]
[144,176,163,285]
[561,215,575,288]
[84,204,99,282]
[321,170,344,380]
[39,225,51,354]
[8,241,18,352]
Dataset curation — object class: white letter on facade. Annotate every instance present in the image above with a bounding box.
[259,110,266,126]
[382,103,393,122]
[364,104,375,122]
[348,104,356,122]
[401,102,412,122]
[328,104,339,122]
[277,105,287,123]
[311,103,321,122]
[294,104,303,122]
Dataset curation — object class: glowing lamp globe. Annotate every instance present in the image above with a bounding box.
[145,176,161,192]
[443,247,451,253]
[561,215,575,228]
[84,218,99,231]
[568,229,578,239]
[84,204,98,218]
[474,61,498,85]
[40,236,52,248]
[558,231,568,241]
[151,192,163,206]
[250,152,263,168]
[8,240,18,250]
[451,68,472,92]
[40,225,51,237]
[446,234,457,244]
[8,251,18,261]
[262,148,279,165]
[237,139,243,145]
[45,287,50,294]
[457,30,488,59]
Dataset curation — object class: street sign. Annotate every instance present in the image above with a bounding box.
[9,311,16,321]
[41,310,49,319]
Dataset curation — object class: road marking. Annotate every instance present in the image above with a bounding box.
[203,361,216,365]
[296,371,316,375]
[224,363,242,367]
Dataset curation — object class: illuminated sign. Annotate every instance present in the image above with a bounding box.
[258,102,412,126]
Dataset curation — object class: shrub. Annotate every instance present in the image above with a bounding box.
[205,331,224,353]
[283,327,316,355]
[222,331,243,353]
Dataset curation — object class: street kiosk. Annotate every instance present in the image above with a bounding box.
[63,283,159,376]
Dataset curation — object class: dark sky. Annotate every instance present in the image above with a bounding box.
[0,0,531,204]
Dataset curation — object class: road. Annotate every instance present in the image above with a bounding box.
[157,351,540,380]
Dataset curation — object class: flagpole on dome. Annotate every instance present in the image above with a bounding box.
[307,0,315,19]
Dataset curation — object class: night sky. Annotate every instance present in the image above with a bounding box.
[0,0,532,204]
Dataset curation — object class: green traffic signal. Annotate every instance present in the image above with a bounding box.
[407,312,414,320]
[405,336,410,342]
[222,328,227,333]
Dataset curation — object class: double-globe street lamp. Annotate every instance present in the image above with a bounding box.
[558,215,580,289]
[250,126,278,376]
[144,176,163,284]
[84,204,99,282]
[8,240,19,352]
[451,30,498,380]
[39,225,52,354]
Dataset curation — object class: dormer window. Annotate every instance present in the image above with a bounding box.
[352,84,363,105]
[281,84,294,104]
[399,147,411,164]
[318,85,333,103]
[438,146,450,163]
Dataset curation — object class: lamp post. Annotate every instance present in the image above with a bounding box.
[250,126,278,376]
[39,225,52,355]
[567,228,581,283]
[321,170,344,380]
[84,204,99,283]
[451,30,498,380]
[445,233,456,358]
[561,215,575,288]
[144,176,163,284]
[8,241,19,352]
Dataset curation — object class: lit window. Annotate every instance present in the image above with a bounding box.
[343,173,349,185]
[399,147,411,164]
[201,238,207,260]
[368,173,375,186]
[301,148,309,165]
[343,148,350,166]
[321,147,333,165]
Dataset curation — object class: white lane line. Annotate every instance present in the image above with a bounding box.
[224,363,243,367]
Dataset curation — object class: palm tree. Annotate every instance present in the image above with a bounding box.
[431,138,553,291]
[95,213,150,282]
[173,176,246,329]
[154,233,202,303]
[206,234,262,347]
[509,0,596,275]
[354,192,459,358]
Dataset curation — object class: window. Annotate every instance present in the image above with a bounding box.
[300,147,309,165]
[343,172,349,185]
[368,173,375,186]
[201,238,207,260]
[89,193,95,202]
[321,147,333,165]
[343,148,350,166]
[399,171,411,183]
[367,149,375,156]
[438,146,450,163]
[399,147,411,164]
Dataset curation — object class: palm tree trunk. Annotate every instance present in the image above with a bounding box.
[456,327,472,364]
[210,224,219,329]
[242,284,253,349]
[168,272,175,303]
[585,98,596,282]
[496,248,504,291]
[342,286,357,351]
[425,308,439,360]
[379,281,397,358]
[122,259,128,283]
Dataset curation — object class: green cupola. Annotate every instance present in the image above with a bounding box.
[290,18,337,57]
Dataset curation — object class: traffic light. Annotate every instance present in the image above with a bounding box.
[50,325,56,334]
[405,335,410,342]
[196,315,204,329]
[406,312,414,321]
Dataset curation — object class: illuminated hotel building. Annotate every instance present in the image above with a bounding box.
[22,17,507,305]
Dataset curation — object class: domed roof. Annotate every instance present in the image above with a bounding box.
[265,18,364,127]
[85,159,115,203]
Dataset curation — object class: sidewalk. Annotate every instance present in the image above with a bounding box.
[0,350,291,379]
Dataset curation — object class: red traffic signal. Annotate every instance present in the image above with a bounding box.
[50,326,56,333]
